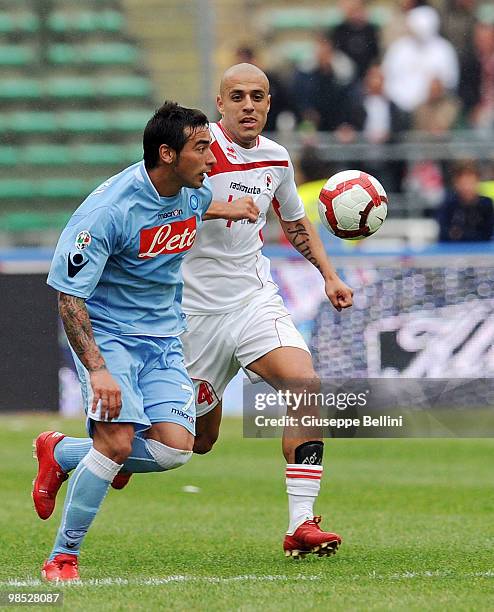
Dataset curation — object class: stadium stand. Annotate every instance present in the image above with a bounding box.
[0,0,154,245]
[2,0,494,247]
[47,43,139,67]
[0,44,36,66]
[46,9,125,34]
[0,9,39,35]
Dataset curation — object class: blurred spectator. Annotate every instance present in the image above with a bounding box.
[458,26,483,122]
[458,22,494,126]
[478,162,494,202]
[360,64,410,192]
[381,0,431,48]
[293,32,365,136]
[298,145,332,184]
[361,64,409,143]
[412,77,460,206]
[332,0,379,79]
[234,46,295,132]
[407,159,446,208]
[382,6,459,112]
[413,77,460,135]
[441,0,477,60]
[470,23,494,129]
[296,146,336,226]
[437,161,494,241]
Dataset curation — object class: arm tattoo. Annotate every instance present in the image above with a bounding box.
[285,222,322,272]
[58,293,106,372]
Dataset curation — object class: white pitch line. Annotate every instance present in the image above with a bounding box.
[2,571,492,588]
[370,570,494,580]
[0,575,320,588]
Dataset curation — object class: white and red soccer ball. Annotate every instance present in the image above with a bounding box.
[318,170,388,240]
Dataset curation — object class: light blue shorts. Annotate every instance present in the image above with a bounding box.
[71,331,195,436]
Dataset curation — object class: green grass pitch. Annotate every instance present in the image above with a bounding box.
[0,415,493,611]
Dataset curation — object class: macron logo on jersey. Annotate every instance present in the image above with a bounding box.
[138,217,197,259]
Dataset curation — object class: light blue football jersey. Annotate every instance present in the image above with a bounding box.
[48,161,212,336]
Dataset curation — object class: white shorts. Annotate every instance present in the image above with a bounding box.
[182,286,310,417]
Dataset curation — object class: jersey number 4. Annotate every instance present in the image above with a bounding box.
[197,381,215,405]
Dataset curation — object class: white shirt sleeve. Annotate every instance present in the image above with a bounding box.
[440,40,459,89]
[273,158,306,222]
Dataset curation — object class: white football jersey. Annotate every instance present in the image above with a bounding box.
[182,122,305,313]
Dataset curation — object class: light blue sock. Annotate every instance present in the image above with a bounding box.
[54,437,92,472]
[55,435,171,474]
[50,448,121,559]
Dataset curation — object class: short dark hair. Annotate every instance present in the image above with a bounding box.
[143,101,209,169]
[453,160,480,179]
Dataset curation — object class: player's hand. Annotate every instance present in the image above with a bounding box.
[90,368,122,421]
[325,278,353,312]
[227,197,260,223]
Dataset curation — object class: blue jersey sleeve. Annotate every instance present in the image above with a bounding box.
[47,205,118,299]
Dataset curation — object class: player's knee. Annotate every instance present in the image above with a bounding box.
[192,433,218,455]
[93,426,133,464]
[107,440,133,464]
[146,439,192,470]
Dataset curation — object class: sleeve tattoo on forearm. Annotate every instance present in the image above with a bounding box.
[58,293,106,372]
[285,223,322,271]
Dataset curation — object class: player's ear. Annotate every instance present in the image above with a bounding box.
[216,94,224,116]
[159,144,175,165]
[266,93,271,113]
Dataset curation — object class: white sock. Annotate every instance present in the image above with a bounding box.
[81,447,122,482]
[285,464,323,535]
[146,439,192,470]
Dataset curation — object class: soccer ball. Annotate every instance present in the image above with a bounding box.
[318,170,388,240]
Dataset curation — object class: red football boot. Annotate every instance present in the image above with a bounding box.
[42,554,79,582]
[283,516,341,559]
[32,431,68,520]
[111,471,133,490]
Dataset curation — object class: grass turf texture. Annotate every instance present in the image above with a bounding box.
[0,415,493,611]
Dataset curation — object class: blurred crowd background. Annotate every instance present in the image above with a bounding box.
[2,0,494,248]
